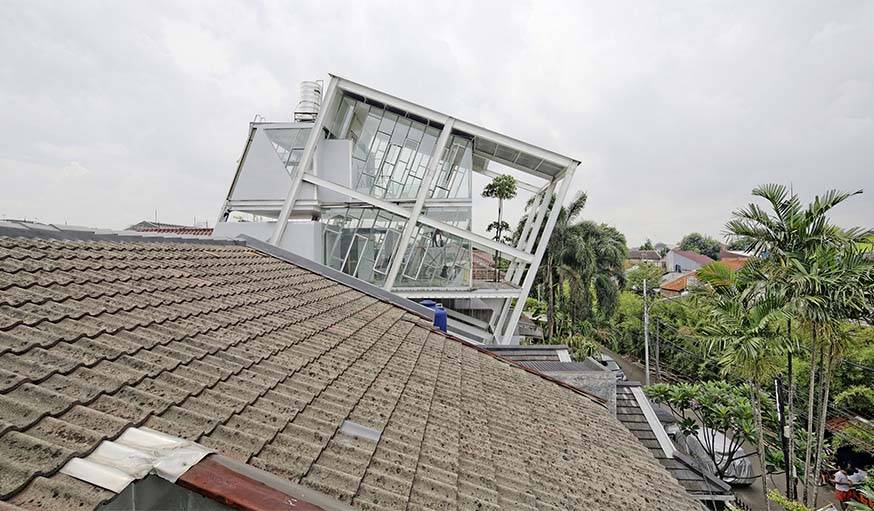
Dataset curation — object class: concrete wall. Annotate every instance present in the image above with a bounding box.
[665,251,704,273]
[213,220,324,263]
[541,371,617,416]
[316,139,354,203]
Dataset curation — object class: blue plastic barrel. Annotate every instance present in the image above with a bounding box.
[419,300,447,332]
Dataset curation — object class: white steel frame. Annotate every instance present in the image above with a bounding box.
[258,75,578,344]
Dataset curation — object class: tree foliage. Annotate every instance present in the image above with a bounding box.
[521,191,627,339]
[679,232,722,260]
[646,381,761,479]
[626,263,663,294]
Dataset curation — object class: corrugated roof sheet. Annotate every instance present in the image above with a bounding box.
[0,234,701,510]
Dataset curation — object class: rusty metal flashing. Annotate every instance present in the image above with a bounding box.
[177,455,356,511]
[59,426,214,493]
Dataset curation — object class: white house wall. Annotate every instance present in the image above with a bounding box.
[229,128,293,202]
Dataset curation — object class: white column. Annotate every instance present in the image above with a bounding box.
[269,78,339,246]
[491,180,555,338]
[502,192,540,283]
[510,180,555,284]
[382,119,455,290]
[500,164,577,344]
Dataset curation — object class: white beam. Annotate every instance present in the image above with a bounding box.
[332,74,578,174]
[383,119,455,290]
[492,186,551,336]
[300,173,533,263]
[394,288,523,299]
[510,180,555,284]
[473,149,555,181]
[459,121,576,169]
[335,76,451,125]
[503,188,544,282]
[302,174,409,216]
[269,77,339,245]
[216,125,258,225]
[500,164,577,344]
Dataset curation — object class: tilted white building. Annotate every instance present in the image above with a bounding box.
[214,75,579,344]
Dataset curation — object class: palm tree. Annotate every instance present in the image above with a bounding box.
[725,184,869,503]
[697,262,790,511]
[521,191,588,338]
[560,220,627,322]
[518,190,626,339]
[482,174,517,281]
[799,245,873,505]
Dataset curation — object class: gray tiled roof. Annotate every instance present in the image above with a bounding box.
[0,234,702,511]
[479,344,569,363]
[616,383,732,501]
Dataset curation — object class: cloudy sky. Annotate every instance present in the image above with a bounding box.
[1,1,872,246]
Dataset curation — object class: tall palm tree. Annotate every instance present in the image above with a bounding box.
[798,245,873,505]
[698,262,790,511]
[482,174,518,281]
[725,184,869,503]
[560,220,627,322]
[524,192,588,338]
[519,191,626,338]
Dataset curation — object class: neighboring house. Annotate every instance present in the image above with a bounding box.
[214,75,582,344]
[616,382,735,508]
[660,259,748,297]
[0,223,703,511]
[719,246,751,261]
[663,249,714,273]
[472,248,503,281]
[128,220,213,237]
[626,248,661,268]
[660,272,698,297]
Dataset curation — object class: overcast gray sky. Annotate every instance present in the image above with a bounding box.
[1,1,872,246]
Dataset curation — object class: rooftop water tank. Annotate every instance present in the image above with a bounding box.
[294,81,322,122]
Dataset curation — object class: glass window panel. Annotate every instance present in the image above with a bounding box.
[378,112,398,135]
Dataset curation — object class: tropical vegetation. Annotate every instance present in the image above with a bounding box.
[525,182,873,509]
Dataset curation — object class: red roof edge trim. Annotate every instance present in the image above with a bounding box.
[177,455,326,511]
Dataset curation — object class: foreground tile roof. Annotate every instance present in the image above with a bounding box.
[0,233,701,510]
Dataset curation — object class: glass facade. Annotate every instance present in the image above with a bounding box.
[310,93,477,290]
[395,223,471,288]
[262,127,311,175]
[327,94,472,201]
[320,205,472,289]
[429,135,472,199]
[321,207,406,287]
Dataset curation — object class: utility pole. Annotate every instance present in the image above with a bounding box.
[643,279,650,385]
[654,320,661,383]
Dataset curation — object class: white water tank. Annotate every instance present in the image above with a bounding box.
[294,81,322,122]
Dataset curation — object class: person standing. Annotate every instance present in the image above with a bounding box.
[849,464,868,504]
[834,465,853,510]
